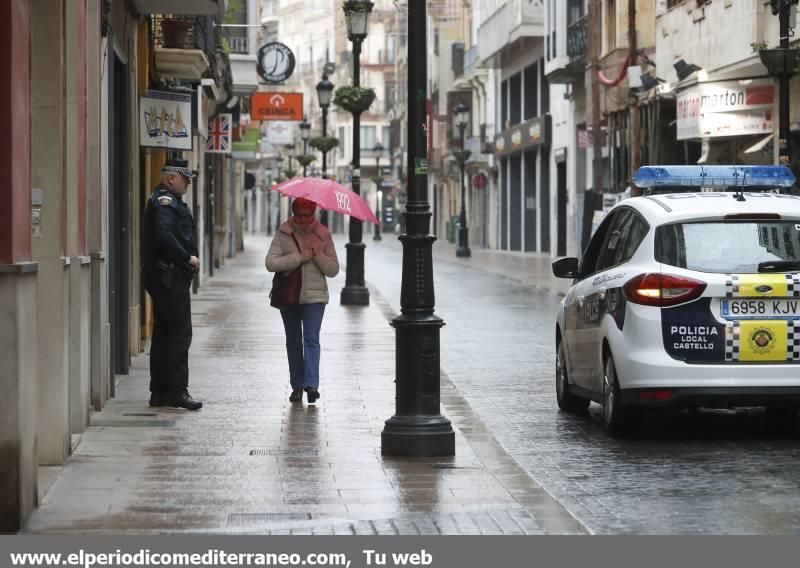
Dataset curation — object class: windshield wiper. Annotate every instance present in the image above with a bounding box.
[758,260,800,273]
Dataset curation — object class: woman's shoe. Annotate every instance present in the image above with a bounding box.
[289,389,303,402]
[305,387,320,404]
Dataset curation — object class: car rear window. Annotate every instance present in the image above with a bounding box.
[655,221,800,273]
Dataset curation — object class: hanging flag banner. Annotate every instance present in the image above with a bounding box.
[206,114,232,154]
[140,90,192,150]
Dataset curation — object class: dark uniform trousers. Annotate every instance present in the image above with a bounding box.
[146,270,192,396]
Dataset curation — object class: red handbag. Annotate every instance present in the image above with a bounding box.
[269,234,302,308]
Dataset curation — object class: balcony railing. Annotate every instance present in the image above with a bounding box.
[228,36,249,54]
[478,0,544,63]
[566,16,587,59]
[151,14,213,53]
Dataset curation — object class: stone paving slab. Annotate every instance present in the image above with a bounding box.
[24,235,585,535]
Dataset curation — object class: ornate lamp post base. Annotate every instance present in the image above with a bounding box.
[456,228,471,258]
[382,310,454,457]
[341,241,370,305]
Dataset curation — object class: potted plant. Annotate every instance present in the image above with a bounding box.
[162,18,193,48]
[295,154,317,168]
[284,169,298,179]
[333,86,377,114]
[309,136,339,154]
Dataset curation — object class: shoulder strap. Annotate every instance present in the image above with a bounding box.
[290,233,301,253]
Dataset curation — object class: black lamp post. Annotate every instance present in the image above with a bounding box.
[284,143,296,178]
[300,117,311,177]
[316,75,334,226]
[341,0,374,306]
[381,0,455,457]
[373,141,383,241]
[275,155,284,229]
[454,102,471,258]
[763,0,800,167]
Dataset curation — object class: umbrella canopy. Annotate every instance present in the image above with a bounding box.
[271,177,379,224]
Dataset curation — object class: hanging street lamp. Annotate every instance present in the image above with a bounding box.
[341,0,375,306]
[454,102,471,258]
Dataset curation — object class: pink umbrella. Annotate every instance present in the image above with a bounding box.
[271,177,379,224]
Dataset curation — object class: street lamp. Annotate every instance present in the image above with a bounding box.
[341,0,374,306]
[275,155,284,229]
[373,141,383,241]
[284,143,296,178]
[316,75,335,226]
[300,117,311,177]
[454,102,471,258]
[763,0,800,167]
[381,0,454,457]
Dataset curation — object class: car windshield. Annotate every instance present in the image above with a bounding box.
[655,221,800,273]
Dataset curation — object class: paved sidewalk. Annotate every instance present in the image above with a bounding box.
[25,235,585,535]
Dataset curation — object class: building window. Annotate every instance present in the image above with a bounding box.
[605,0,616,51]
[501,79,508,129]
[524,62,539,120]
[360,125,376,150]
[567,0,584,24]
[510,73,522,126]
[338,127,346,158]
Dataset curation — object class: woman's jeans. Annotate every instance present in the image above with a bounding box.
[280,303,326,390]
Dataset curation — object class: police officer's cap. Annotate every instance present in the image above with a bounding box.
[161,158,197,179]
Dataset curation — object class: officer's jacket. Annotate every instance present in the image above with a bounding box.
[142,184,197,267]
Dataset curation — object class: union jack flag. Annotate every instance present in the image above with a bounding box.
[206,114,232,154]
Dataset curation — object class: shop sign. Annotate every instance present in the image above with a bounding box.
[140,91,193,150]
[257,42,296,84]
[251,92,304,122]
[205,114,232,154]
[494,115,551,156]
[676,79,775,140]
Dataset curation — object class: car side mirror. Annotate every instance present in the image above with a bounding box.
[552,257,579,279]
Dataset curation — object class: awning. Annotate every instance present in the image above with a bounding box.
[744,133,775,154]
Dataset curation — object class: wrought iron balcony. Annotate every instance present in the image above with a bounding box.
[566,15,587,59]
[151,14,220,80]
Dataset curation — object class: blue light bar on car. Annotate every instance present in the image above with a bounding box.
[633,165,796,189]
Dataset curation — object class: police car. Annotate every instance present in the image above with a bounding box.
[553,165,800,434]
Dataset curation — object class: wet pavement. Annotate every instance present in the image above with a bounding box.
[365,235,800,535]
[24,234,584,535]
[27,232,800,535]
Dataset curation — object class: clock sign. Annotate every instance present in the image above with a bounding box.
[257,42,296,84]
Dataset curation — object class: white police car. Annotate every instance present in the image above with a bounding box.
[553,165,800,434]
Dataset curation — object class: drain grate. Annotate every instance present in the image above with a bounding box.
[123,413,157,417]
[249,448,319,457]
[227,513,312,528]
[92,419,175,428]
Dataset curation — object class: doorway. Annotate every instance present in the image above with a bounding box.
[556,160,567,256]
[107,51,129,386]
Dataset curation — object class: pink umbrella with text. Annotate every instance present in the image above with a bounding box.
[271,177,379,224]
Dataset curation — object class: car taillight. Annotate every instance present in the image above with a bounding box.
[623,273,707,307]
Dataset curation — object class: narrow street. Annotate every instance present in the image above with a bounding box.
[364,236,800,535]
[24,235,800,535]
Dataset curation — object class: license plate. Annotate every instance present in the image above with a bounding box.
[721,298,800,319]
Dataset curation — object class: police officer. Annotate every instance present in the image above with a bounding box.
[142,158,203,410]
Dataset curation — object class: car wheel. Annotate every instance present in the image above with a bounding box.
[602,353,632,436]
[556,339,589,413]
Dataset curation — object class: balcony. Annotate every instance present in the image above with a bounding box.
[151,15,214,80]
[546,15,587,84]
[478,0,544,66]
[132,0,226,16]
[567,16,587,59]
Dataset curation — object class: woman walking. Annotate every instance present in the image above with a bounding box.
[266,198,339,403]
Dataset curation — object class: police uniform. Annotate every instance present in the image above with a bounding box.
[142,159,202,410]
